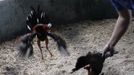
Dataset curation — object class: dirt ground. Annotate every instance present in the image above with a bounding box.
[0,19,134,75]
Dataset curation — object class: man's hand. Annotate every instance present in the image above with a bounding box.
[103,45,118,57]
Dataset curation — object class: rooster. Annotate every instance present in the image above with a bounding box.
[16,6,69,59]
[71,51,117,75]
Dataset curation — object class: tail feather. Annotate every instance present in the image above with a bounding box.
[26,6,46,31]
[47,33,70,56]
[30,6,36,12]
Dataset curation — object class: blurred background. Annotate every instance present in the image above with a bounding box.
[0,0,116,43]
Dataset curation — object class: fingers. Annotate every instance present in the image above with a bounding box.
[103,46,114,58]
[104,50,119,58]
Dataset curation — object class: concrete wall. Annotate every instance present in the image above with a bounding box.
[0,0,115,43]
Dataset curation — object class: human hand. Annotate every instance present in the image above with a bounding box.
[103,45,118,57]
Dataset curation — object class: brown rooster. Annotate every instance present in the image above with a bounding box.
[16,6,69,59]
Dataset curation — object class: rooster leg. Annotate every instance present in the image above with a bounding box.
[84,65,93,75]
[37,39,44,60]
[88,68,93,75]
[45,37,53,57]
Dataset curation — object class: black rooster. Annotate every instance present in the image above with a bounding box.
[16,6,69,59]
[71,51,117,75]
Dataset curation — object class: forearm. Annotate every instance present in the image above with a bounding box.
[107,13,131,48]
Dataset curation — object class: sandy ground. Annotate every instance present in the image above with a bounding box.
[0,19,134,75]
